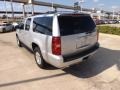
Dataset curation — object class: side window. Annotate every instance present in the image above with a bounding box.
[19,23,24,29]
[25,18,31,31]
[33,17,52,35]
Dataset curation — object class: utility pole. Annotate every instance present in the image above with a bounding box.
[10,0,14,20]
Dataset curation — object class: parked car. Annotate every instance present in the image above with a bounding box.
[109,20,118,24]
[12,22,18,30]
[115,20,119,24]
[0,23,14,33]
[94,19,105,25]
[118,20,120,23]
[103,20,110,24]
[16,12,99,68]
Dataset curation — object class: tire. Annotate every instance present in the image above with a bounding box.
[34,47,47,69]
[16,36,22,47]
[12,27,15,31]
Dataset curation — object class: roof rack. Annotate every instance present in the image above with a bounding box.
[45,10,82,14]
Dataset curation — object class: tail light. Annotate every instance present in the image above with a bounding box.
[52,37,61,55]
[97,30,99,42]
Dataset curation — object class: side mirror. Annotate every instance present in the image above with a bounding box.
[15,24,24,30]
[15,25,19,29]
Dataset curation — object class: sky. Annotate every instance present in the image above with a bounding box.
[43,0,120,11]
[0,0,120,16]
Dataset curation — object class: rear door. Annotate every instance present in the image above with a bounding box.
[58,14,97,55]
[32,16,53,53]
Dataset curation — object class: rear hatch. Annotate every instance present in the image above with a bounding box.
[58,14,98,56]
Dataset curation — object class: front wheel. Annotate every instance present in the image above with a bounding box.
[34,47,47,69]
[16,36,22,47]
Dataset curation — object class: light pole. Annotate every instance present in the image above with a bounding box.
[4,0,8,22]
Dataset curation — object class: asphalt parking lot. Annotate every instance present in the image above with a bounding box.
[0,32,120,90]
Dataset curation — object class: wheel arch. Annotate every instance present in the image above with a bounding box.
[16,34,18,37]
[32,42,39,51]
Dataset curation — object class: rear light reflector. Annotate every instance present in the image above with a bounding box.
[52,37,61,55]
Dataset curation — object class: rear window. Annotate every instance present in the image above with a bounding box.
[58,15,96,36]
[33,17,53,35]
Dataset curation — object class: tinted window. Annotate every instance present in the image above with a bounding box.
[33,17,53,35]
[58,15,96,36]
[25,18,31,31]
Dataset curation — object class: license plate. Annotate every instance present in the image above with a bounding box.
[76,36,89,49]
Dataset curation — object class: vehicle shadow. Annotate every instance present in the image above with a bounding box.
[0,47,120,87]
[0,73,67,87]
[63,47,120,78]
[0,31,15,34]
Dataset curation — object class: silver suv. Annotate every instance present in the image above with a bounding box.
[16,12,99,68]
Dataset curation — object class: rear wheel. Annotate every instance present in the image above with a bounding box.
[34,47,47,69]
[16,36,22,47]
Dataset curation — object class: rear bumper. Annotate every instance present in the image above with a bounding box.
[47,43,99,68]
[63,43,99,62]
